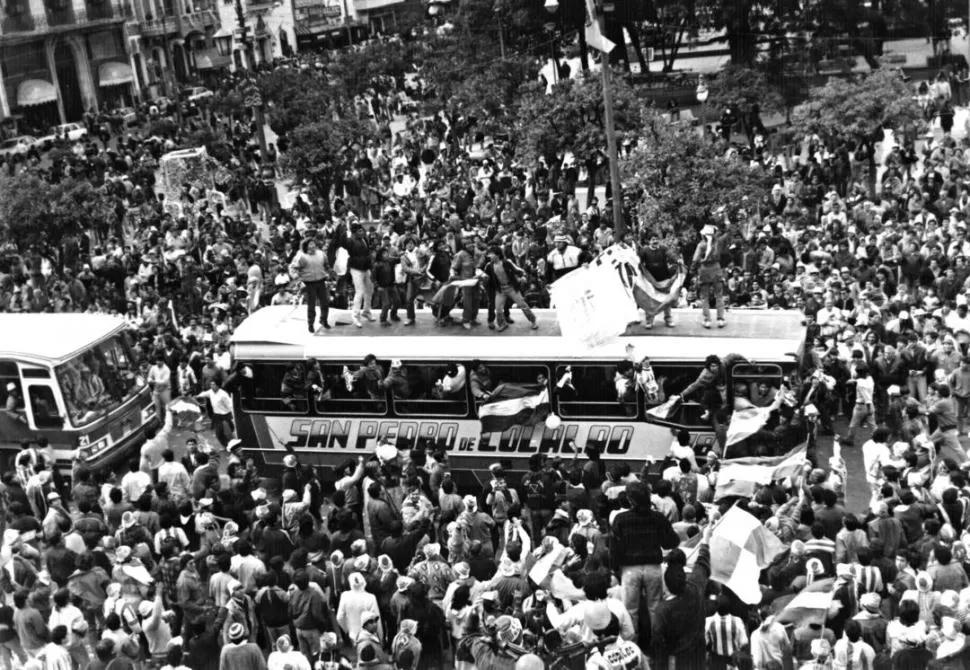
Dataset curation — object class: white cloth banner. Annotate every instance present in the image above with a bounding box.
[550,261,639,348]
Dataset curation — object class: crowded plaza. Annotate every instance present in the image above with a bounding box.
[8,8,970,670]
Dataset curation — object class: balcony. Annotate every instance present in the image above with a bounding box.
[245,0,275,11]
[140,14,178,35]
[0,0,126,36]
[1,4,36,32]
[85,0,114,20]
[179,8,216,34]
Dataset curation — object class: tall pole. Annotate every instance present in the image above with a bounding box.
[596,4,624,236]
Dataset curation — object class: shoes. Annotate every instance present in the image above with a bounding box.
[362,313,376,322]
[470,320,481,326]
[488,323,495,330]
[404,319,415,326]
[462,322,472,330]
[530,322,539,330]
[664,319,675,328]
[353,317,362,328]
[308,324,315,333]
[390,315,401,322]
[507,318,515,324]
[498,324,509,332]
[321,322,331,330]
[381,321,391,327]
[717,319,726,328]
[644,321,653,330]
[702,320,712,329]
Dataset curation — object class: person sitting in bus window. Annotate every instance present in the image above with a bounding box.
[350,354,385,400]
[434,364,466,400]
[3,382,26,423]
[470,360,494,402]
[305,358,329,402]
[281,363,307,410]
[555,367,577,401]
[381,360,411,399]
[750,381,777,408]
[614,361,636,404]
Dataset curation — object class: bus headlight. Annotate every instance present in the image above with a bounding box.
[80,436,110,459]
[141,404,156,424]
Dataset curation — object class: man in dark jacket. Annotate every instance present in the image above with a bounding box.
[484,247,538,331]
[652,525,711,669]
[343,225,375,328]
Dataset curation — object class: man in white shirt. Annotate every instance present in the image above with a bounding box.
[862,426,895,499]
[121,458,152,503]
[546,236,582,280]
[196,381,235,448]
[848,365,875,445]
[146,354,172,421]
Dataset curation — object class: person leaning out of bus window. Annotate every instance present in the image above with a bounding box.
[281,363,307,410]
[434,364,466,400]
[195,380,235,448]
[3,381,26,423]
[671,355,724,423]
[350,355,385,400]
[288,237,333,333]
[381,360,411,399]
[470,361,494,402]
[147,354,172,420]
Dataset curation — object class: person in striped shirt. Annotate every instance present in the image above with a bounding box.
[705,595,748,670]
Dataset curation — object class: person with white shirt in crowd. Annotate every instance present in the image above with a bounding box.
[146,353,172,420]
[847,365,875,444]
[196,380,235,447]
[862,426,897,500]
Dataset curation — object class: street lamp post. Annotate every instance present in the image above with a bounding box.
[544,0,559,85]
[593,0,624,237]
[234,0,255,70]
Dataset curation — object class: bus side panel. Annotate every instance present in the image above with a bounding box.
[240,415,714,484]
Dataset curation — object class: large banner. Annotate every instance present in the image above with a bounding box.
[549,255,640,348]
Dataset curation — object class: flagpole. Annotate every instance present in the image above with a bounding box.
[598,10,625,238]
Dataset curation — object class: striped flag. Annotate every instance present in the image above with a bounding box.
[702,506,784,604]
[633,265,686,322]
[479,384,551,434]
[427,276,481,310]
[725,406,774,447]
[715,443,808,501]
[773,578,835,627]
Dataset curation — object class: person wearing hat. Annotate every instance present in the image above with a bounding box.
[354,610,391,669]
[217,621,264,670]
[546,234,582,282]
[138,590,173,666]
[42,491,71,541]
[691,223,726,328]
[3,381,24,421]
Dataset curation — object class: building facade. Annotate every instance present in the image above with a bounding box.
[0,0,135,126]
[214,0,295,70]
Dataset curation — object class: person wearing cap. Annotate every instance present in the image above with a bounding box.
[546,234,582,282]
[354,610,391,669]
[218,621,265,670]
[2,381,25,422]
[691,223,726,329]
[41,491,71,541]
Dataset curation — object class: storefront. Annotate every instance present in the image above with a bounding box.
[97,60,135,109]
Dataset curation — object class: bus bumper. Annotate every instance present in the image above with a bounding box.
[80,415,161,472]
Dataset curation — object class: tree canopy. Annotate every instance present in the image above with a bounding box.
[620,112,774,232]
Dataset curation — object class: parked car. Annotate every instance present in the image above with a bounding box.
[36,123,88,149]
[186,86,213,102]
[0,135,38,161]
[112,107,138,127]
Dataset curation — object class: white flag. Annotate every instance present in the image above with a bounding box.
[585,21,616,53]
[550,261,639,348]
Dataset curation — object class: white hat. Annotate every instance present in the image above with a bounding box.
[5,382,14,391]
[226,438,243,451]
[198,498,213,508]
[137,600,154,617]
[390,359,403,369]
[700,224,716,237]
[283,454,297,468]
[282,489,298,502]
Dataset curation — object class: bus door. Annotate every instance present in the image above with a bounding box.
[0,360,34,458]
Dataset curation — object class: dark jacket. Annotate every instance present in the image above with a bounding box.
[483,258,525,293]
[652,543,710,669]
[345,237,373,271]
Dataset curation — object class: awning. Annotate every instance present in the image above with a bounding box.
[354,0,405,11]
[194,51,231,69]
[98,62,134,87]
[16,79,56,107]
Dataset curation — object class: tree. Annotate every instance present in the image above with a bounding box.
[620,111,774,233]
[706,66,784,115]
[789,69,925,193]
[0,173,115,250]
[512,74,644,182]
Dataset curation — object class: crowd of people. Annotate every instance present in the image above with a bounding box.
[7,21,970,670]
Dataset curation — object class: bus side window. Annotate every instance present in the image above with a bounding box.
[0,360,21,412]
[241,363,308,414]
[394,363,469,417]
[730,363,783,409]
[315,363,388,416]
[28,386,62,428]
[648,364,711,428]
[555,365,633,419]
[473,364,549,413]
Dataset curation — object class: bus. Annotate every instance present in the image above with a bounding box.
[230,306,807,489]
[0,314,159,473]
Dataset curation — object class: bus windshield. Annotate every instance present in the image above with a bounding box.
[55,334,142,427]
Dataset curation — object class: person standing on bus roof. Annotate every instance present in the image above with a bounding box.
[450,238,483,331]
[146,354,172,421]
[640,232,679,329]
[484,247,539,332]
[344,225,376,329]
[691,223,726,329]
[289,238,332,333]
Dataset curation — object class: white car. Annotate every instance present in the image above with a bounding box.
[186,86,214,102]
[37,123,88,149]
[0,136,38,160]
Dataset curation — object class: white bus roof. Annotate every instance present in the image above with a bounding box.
[0,313,128,365]
[231,306,806,364]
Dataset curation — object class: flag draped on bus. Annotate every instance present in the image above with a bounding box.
[714,443,808,501]
[478,384,551,433]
